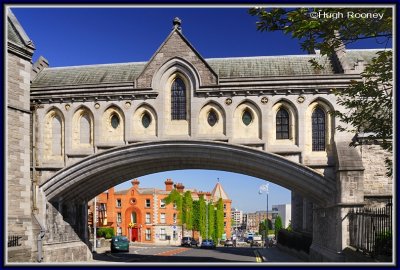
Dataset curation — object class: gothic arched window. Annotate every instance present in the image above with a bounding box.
[276,108,289,139]
[80,113,91,144]
[171,78,186,120]
[312,107,326,151]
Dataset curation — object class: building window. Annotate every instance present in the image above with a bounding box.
[51,115,63,156]
[207,110,218,127]
[224,221,227,228]
[117,212,122,223]
[242,109,253,126]
[173,230,177,240]
[224,212,226,218]
[223,204,226,210]
[110,114,120,129]
[312,107,326,151]
[116,199,122,208]
[173,202,177,209]
[160,213,166,224]
[173,213,177,224]
[145,199,151,208]
[117,227,122,236]
[160,228,166,240]
[276,108,290,139]
[145,229,151,240]
[171,77,186,120]
[146,213,151,224]
[80,113,91,144]
[160,199,166,208]
[142,112,151,128]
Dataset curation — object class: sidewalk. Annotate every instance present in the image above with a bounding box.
[256,246,302,262]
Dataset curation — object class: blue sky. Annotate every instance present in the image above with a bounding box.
[10,6,387,213]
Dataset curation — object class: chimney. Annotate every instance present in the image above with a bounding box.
[165,179,174,191]
[31,56,49,81]
[131,179,140,189]
[174,183,185,193]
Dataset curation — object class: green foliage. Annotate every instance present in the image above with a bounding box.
[274,215,283,237]
[258,219,273,238]
[207,202,215,240]
[215,199,224,241]
[332,50,393,176]
[249,7,393,176]
[97,227,114,239]
[286,220,292,232]
[198,195,207,239]
[182,191,193,230]
[165,189,183,225]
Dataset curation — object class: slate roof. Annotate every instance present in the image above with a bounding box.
[344,49,384,65]
[211,182,230,201]
[32,62,146,87]
[7,9,35,49]
[206,55,335,77]
[31,50,381,88]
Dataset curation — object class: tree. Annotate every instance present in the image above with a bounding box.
[198,195,207,239]
[249,8,393,175]
[192,200,200,236]
[274,215,283,237]
[182,191,193,231]
[215,198,225,242]
[207,202,215,240]
[259,219,272,237]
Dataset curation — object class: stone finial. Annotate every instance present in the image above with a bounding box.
[173,17,182,32]
[131,179,140,188]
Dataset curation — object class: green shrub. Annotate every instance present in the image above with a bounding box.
[97,227,114,239]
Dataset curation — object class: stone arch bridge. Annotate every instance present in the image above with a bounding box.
[7,11,392,263]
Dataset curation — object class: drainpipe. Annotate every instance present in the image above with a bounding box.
[31,105,46,262]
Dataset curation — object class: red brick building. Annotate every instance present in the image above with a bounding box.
[88,179,231,245]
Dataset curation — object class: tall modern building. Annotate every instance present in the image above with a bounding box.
[271,204,292,228]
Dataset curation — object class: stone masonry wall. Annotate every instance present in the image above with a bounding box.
[136,30,217,88]
[7,52,34,262]
[360,144,392,196]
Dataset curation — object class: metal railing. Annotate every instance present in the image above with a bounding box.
[348,200,392,257]
[8,235,22,247]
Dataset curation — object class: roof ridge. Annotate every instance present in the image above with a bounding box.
[205,55,323,61]
[46,61,147,70]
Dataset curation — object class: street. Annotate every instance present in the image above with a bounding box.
[91,244,302,264]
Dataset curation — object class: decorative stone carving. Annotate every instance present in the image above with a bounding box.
[261,97,268,104]
[297,96,305,103]
[225,98,232,105]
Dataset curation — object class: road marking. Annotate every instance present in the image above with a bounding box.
[156,247,189,256]
[253,250,262,263]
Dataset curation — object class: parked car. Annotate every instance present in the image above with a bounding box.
[201,239,216,249]
[110,236,129,252]
[181,237,198,247]
[224,239,234,247]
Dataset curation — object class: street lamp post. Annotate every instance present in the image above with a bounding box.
[259,183,269,249]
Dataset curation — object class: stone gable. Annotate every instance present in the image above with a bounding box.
[136,30,218,88]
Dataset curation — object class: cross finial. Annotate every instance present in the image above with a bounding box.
[173,17,182,32]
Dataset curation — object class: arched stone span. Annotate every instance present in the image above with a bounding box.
[41,140,335,206]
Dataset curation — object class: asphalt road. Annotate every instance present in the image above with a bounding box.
[92,245,295,263]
